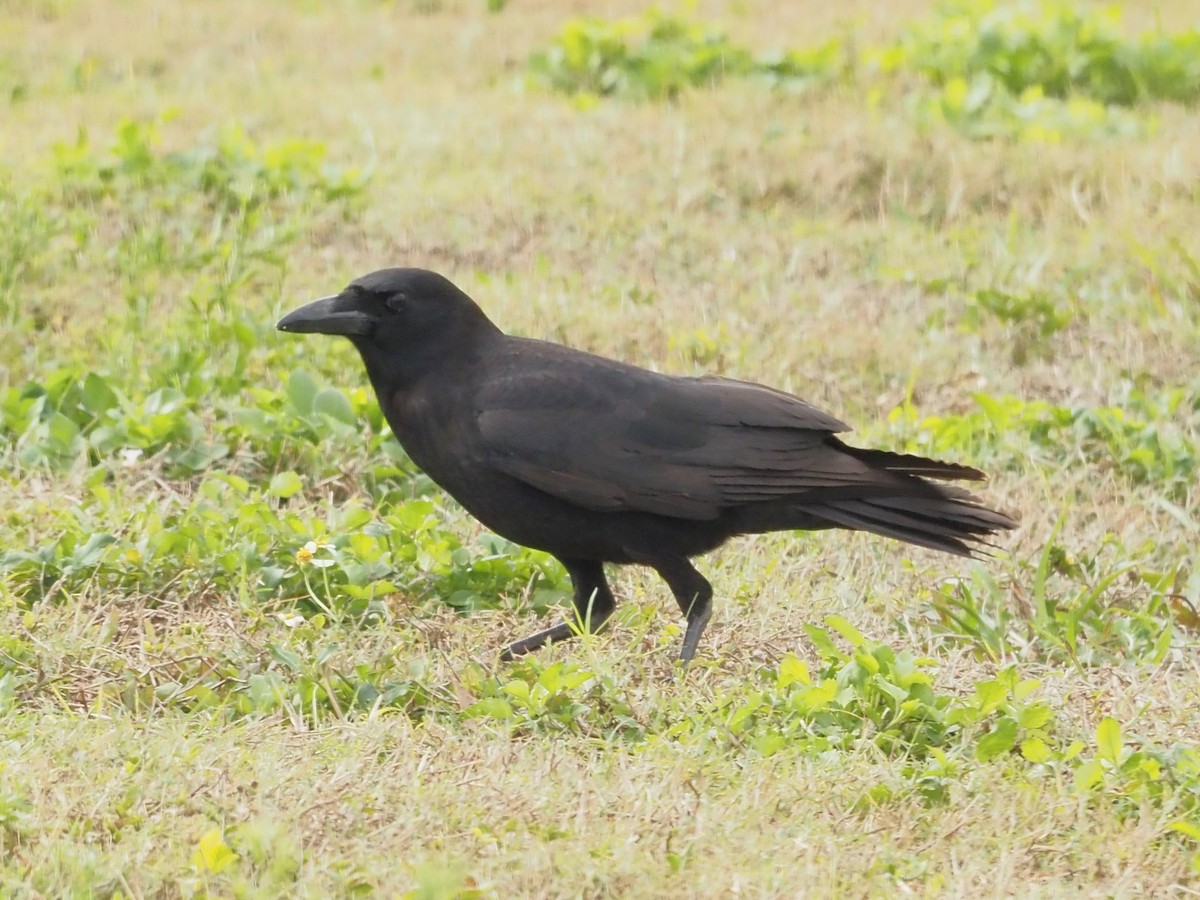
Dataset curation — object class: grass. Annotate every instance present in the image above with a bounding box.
[2,0,1199,895]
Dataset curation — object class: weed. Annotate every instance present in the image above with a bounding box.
[892,1,1200,107]
[529,9,849,101]
[888,387,1198,500]
[2,0,1199,892]
[882,0,1200,140]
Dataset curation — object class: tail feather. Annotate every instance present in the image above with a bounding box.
[838,443,987,482]
[724,438,1019,556]
[801,504,976,556]
[792,443,1018,556]
[805,492,1016,557]
[796,472,1022,556]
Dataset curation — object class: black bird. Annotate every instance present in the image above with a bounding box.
[277,268,1017,662]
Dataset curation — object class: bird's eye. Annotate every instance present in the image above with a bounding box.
[385,292,407,312]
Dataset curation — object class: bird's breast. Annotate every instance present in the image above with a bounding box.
[385,388,470,485]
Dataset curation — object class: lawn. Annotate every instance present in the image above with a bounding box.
[2,0,1199,895]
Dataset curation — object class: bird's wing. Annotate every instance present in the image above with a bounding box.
[475,348,886,521]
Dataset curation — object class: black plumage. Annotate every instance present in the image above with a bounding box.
[277,268,1017,662]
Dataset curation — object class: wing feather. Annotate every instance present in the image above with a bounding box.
[474,342,874,519]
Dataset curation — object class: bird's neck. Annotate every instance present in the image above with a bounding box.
[352,324,499,401]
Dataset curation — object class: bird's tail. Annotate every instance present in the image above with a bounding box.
[798,485,1016,557]
[733,445,1018,557]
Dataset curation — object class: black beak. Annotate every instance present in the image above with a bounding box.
[276,295,375,336]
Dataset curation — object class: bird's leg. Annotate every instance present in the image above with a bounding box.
[651,558,713,664]
[499,559,614,661]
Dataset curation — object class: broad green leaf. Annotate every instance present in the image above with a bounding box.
[313,387,356,424]
[81,372,119,415]
[974,679,1008,714]
[1060,740,1086,762]
[853,651,880,675]
[503,680,531,702]
[537,663,564,692]
[791,680,837,712]
[1096,716,1122,763]
[72,533,117,567]
[874,677,909,704]
[728,698,761,734]
[193,827,237,874]
[752,732,786,757]
[1074,758,1105,792]
[463,697,514,719]
[1020,737,1051,763]
[975,716,1018,762]
[269,471,304,499]
[267,641,303,672]
[48,412,81,446]
[143,387,185,416]
[1017,703,1053,730]
[1167,820,1200,841]
[286,369,318,414]
[777,654,810,689]
[1013,678,1041,701]
[825,614,866,648]
[802,623,843,661]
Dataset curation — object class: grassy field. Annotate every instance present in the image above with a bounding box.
[2,0,1199,895]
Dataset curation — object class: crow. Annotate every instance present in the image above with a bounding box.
[277,268,1017,662]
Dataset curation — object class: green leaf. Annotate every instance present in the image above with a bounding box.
[313,388,357,425]
[269,471,304,499]
[1074,758,1105,792]
[1017,703,1053,730]
[47,412,81,446]
[536,662,564,693]
[286,369,318,415]
[791,680,837,712]
[824,614,866,648]
[973,679,1008,714]
[1151,625,1173,665]
[873,676,909,704]
[193,827,238,874]
[247,673,285,711]
[1012,678,1041,701]
[1096,716,1122,763]
[801,624,844,662]
[72,532,117,567]
[1167,820,1200,841]
[776,654,810,689]
[502,680,531,703]
[268,641,303,672]
[81,372,119,415]
[341,508,375,533]
[853,651,880,675]
[1060,740,1086,762]
[143,387,185,416]
[1020,737,1051,763]
[751,732,786,757]
[1060,744,1089,763]
[463,697,514,719]
[975,716,1018,762]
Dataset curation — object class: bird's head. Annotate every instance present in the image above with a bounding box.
[277,267,499,386]
[277,267,493,342]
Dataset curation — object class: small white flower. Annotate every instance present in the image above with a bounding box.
[278,612,306,628]
[296,539,336,567]
[119,448,143,466]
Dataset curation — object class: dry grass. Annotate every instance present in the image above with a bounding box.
[2,0,1199,896]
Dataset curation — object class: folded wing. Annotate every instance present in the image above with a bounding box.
[475,351,975,521]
